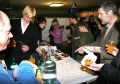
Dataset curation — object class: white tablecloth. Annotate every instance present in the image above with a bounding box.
[51,56,98,84]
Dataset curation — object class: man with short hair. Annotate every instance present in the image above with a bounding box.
[68,14,81,60]
[0,11,39,84]
[76,1,120,63]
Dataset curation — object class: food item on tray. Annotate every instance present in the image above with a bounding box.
[56,56,62,61]
[81,53,97,66]
[84,59,93,66]
[64,54,69,57]
[61,54,69,57]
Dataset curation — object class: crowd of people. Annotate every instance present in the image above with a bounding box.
[0,0,120,84]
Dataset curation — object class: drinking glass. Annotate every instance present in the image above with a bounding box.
[107,40,115,53]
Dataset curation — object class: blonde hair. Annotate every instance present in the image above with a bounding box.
[52,20,59,27]
[22,5,36,18]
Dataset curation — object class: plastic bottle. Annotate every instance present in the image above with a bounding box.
[36,67,43,84]
[29,55,35,64]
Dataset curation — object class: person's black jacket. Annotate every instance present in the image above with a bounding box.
[100,52,120,84]
[5,19,38,67]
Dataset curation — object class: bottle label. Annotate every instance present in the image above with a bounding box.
[42,74,56,79]
[10,65,18,69]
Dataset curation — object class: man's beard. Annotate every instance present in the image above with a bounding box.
[101,17,110,25]
[102,21,107,25]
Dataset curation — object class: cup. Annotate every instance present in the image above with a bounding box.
[107,40,115,53]
[50,49,54,56]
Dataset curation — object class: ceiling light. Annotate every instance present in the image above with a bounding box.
[49,3,64,7]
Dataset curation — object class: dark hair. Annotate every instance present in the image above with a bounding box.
[34,16,46,26]
[69,14,78,22]
[78,21,89,30]
[99,1,117,14]
[79,17,86,22]
[88,15,94,21]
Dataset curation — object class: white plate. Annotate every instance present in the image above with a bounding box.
[81,53,97,66]
[86,46,101,50]
[84,46,101,54]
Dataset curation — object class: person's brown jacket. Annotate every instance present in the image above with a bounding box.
[88,18,120,62]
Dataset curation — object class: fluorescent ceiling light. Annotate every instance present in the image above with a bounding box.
[49,3,64,7]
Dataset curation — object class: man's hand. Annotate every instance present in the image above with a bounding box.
[68,40,71,44]
[106,45,119,56]
[13,60,35,79]
[22,45,29,52]
[87,63,104,71]
[67,34,71,38]
[13,67,18,79]
[86,46,101,53]
[75,46,86,54]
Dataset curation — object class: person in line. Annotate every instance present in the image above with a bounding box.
[5,5,39,68]
[94,18,105,41]
[49,18,57,46]
[68,14,81,60]
[76,1,120,63]
[79,17,87,23]
[50,19,63,50]
[88,46,120,84]
[76,22,94,61]
[66,23,74,57]
[0,10,39,84]
[87,15,98,41]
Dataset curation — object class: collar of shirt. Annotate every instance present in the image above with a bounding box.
[104,22,114,38]
[21,18,30,34]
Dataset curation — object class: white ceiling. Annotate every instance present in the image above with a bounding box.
[0,0,120,15]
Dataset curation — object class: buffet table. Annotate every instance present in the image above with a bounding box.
[50,51,98,84]
[39,45,98,84]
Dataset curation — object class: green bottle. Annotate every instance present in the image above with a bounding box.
[10,58,18,70]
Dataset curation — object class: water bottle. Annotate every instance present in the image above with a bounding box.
[41,53,56,84]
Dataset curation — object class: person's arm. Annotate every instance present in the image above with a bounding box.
[50,29,62,39]
[0,65,18,84]
[88,63,120,84]
[16,61,39,84]
[50,31,59,38]
[106,46,119,56]
[100,29,119,59]
[100,63,120,84]
[36,47,42,55]
[88,52,120,84]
